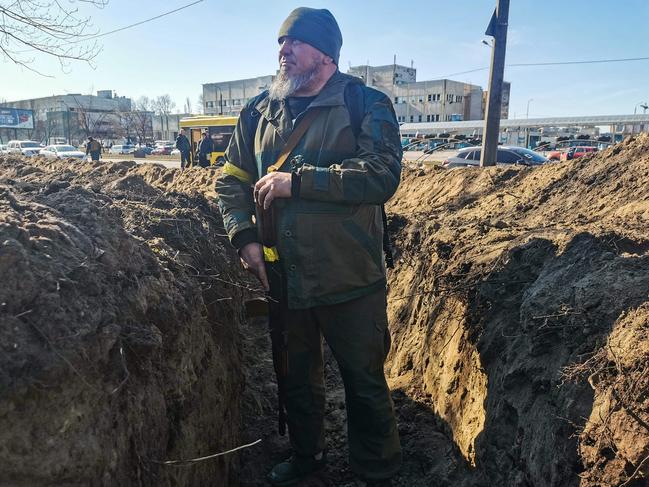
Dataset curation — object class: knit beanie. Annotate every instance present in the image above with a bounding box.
[278,7,342,65]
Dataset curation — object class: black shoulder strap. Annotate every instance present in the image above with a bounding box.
[343,82,365,139]
[344,82,395,269]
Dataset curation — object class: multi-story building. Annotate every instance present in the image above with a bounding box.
[201,64,507,124]
[152,113,192,142]
[203,75,275,116]
[483,81,511,120]
[348,64,486,123]
[1,90,133,145]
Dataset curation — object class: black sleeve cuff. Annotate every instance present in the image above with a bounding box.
[231,228,258,252]
[291,171,301,199]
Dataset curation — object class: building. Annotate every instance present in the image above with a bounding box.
[152,113,192,141]
[347,64,485,123]
[483,81,511,120]
[201,64,503,124]
[1,90,133,145]
[203,75,275,116]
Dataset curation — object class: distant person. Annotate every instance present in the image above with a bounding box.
[175,129,192,170]
[85,137,102,161]
[197,131,213,168]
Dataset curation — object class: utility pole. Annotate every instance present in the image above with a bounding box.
[480,0,510,167]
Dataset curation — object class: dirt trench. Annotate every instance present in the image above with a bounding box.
[1,134,648,487]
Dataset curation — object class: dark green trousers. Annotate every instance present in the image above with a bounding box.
[281,287,402,479]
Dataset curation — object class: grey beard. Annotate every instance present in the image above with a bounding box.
[268,64,320,101]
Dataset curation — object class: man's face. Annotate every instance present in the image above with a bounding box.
[278,36,325,78]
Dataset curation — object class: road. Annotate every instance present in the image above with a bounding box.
[101,151,452,169]
[402,149,455,164]
[102,155,181,169]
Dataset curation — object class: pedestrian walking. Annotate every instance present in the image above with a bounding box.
[85,137,102,161]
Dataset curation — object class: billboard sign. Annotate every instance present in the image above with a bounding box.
[0,108,35,129]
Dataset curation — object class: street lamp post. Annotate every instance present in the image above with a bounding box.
[525,98,533,148]
[634,102,648,115]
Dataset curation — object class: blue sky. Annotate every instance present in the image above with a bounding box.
[3,0,649,118]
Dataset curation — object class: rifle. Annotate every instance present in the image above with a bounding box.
[266,262,288,436]
[243,202,287,436]
[244,264,288,437]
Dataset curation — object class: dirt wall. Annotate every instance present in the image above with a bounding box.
[385,134,649,486]
[0,158,249,486]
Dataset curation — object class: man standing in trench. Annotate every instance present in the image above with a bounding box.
[216,7,402,486]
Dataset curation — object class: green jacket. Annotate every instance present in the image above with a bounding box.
[216,71,402,309]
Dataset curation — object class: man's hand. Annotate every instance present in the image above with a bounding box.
[239,242,269,291]
[254,172,292,209]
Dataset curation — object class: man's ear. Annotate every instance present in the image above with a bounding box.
[323,55,334,65]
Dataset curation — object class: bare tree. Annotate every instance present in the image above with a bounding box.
[68,94,108,140]
[117,110,138,144]
[152,94,176,140]
[196,93,204,115]
[152,94,176,117]
[0,0,109,74]
[184,97,192,115]
[132,96,153,144]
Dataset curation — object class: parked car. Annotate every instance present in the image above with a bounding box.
[442,146,548,168]
[40,144,86,160]
[0,144,8,155]
[559,146,597,161]
[109,144,136,154]
[151,143,175,155]
[6,140,42,157]
[170,148,180,156]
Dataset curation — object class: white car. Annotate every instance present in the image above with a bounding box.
[6,140,42,157]
[0,144,8,155]
[41,144,86,160]
[109,144,136,154]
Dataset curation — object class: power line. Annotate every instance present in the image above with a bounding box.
[67,0,205,44]
[14,0,205,52]
[510,55,649,67]
[439,55,649,79]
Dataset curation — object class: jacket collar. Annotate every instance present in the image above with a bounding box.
[254,71,364,124]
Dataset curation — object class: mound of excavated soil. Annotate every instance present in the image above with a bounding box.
[385,134,649,486]
[0,157,254,486]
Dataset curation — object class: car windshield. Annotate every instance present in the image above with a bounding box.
[20,142,40,148]
[55,145,76,151]
[511,148,547,162]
